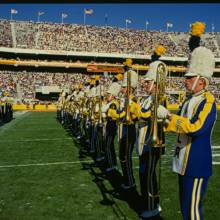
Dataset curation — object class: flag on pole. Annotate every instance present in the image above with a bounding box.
[38,11,44,16]
[62,13,68,18]
[84,9,93,15]
[167,22,173,28]
[126,19,132,24]
[11,9,18,14]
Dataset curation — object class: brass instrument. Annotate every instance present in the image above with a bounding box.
[148,62,167,198]
[122,68,132,163]
[151,62,167,147]
[98,84,103,125]
[90,97,96,122]
[125,70,132,124]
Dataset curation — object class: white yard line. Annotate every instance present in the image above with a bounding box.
[212,146,220,149]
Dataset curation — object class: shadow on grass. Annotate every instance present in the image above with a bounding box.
[59,119,143,219]
[79,157,143,220]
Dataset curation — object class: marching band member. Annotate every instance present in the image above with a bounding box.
[87,78,97,154]
[132,66,167,219]
[94,75,106,162]
[157,46,217,220]
[129,45,167,220]
[108,58,138,189]
[75,84,85,139]
[103,79,122,172]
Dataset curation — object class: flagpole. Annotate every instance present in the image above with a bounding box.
[125,20,127,29]
[61,14,65,39]
[84,11,86,25]
[105,14,108,28]
[10,12,13,21]
[145,21,149,31]
[36,14,40,48]
[212,23,215,34]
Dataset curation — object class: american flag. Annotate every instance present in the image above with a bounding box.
[62,13,68,18]
[84,9,93,15]
[167,23,173,28]
[38,12,45,16]
[11,9,18,14]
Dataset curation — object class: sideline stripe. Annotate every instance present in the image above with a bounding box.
[0,137,72,143]
[0,160,94,168]
[0,155,219,169]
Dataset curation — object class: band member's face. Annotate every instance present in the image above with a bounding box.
[120,87,127,94]
[184,76,198,91]
[107,93,113,102]
[144,80,155,94]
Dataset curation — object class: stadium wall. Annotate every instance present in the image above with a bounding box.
[12,103,220,111]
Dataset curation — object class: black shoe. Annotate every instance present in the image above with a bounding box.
[120,183,136,190]
[139,214,163,220]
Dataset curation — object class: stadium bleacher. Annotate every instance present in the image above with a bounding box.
[0,19,219,56]
[0,18,220,106]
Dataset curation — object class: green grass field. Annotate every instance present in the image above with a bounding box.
[0,111,219,220]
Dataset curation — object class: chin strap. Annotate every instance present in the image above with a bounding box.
[148,80,155,93]
[191,75,200,92]
[202,77,210,89]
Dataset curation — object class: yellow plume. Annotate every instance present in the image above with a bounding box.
[78,84,83,89]
[95,75,100,81]
[123,58,133,67]
[115,73,123,81]
[87,79,92,83]
[90,79,95,85]
[155,45,166,56]
[191,22,205,37]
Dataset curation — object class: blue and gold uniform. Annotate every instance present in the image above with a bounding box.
[166,90,217,220]
[158,44,217,220]
[103,80,122,172]
[108,59,139,189]
[135,95,166,219]
[134,46,167,219]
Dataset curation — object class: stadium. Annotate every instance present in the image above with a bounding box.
[0,11,220,220]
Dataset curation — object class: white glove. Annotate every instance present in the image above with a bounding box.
[101,102,111,113]
[157,105,170,119]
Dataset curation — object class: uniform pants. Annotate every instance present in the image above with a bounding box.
[119,124,136,187]
[105,120,117,169]
[139,148,161,218]
[178,175,208,220]
[95,123,104,160]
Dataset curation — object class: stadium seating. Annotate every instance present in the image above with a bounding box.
[0,19,219,57]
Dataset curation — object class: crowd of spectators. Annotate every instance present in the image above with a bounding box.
[0,19,219,57]
[0,70,220,104]
[0,19,220,105]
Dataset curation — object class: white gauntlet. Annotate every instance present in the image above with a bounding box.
[157,105,170,119]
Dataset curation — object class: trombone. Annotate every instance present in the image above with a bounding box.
[148,62,167,198]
